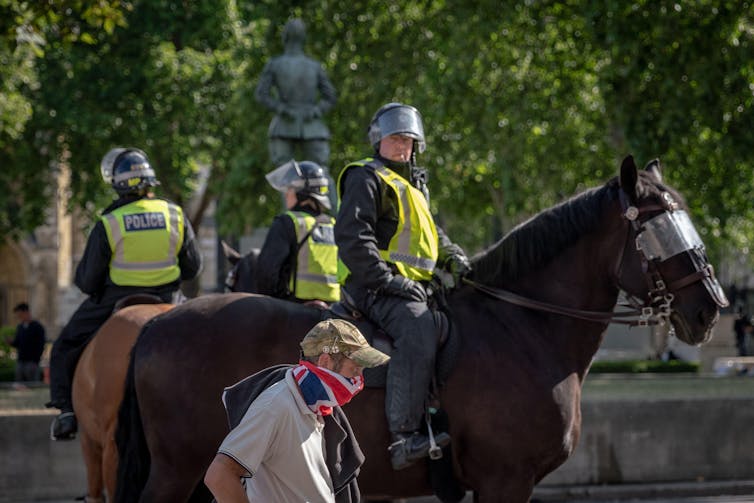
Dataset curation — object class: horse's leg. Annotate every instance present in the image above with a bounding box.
[140,465,202,503]
[473,476,534,503]
[79,431,104,501]
[102,425,118,501]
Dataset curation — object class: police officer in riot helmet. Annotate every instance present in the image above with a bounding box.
[258,159,340,304]
[47,148,202,440]
[334,103,471,470]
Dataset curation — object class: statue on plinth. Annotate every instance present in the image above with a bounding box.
[255,18,337,170]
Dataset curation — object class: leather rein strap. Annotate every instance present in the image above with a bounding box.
[461,278,656,326]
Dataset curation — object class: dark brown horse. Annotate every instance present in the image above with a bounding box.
[115,157,727,502]
[72,297,173,502]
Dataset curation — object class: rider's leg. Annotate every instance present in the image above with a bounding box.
[367,295,449,469]
[48,297,114,440]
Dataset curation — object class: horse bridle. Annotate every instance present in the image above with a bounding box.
[615,188,728,315]
[464,187,728,326]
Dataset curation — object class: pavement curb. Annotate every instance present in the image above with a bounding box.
[533,479,754,501]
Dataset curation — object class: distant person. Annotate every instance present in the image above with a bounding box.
[47,147,203,441]
[204,319,389,502]
[8,303,46,382]
[258,159,339,304]
[734,312,753,357]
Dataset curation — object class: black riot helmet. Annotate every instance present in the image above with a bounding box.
[101,147,159,196]
[265,159,331,210]
[367,102,426,154]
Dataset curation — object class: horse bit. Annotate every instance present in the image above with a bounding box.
[464,187,728,327]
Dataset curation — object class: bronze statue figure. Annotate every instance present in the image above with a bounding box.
[255,19,337,168]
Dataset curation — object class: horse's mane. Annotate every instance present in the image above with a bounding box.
[471,170,684,286]
[471,178,620,285]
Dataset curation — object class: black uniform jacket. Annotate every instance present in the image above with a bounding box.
[256,203,326,299]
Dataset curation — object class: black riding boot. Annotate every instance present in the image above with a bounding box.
[388,431,451,470]
[50,409,78,441]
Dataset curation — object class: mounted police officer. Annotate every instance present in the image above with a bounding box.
[47,147,202,440]
[258,160,339,304]
[334,103,471,470]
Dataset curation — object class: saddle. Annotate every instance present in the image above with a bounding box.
[324,296,459,388]
[112,293,167,312]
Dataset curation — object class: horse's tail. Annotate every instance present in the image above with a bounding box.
[114,327,151,502]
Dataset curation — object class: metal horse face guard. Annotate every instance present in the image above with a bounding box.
[619,190,729,326]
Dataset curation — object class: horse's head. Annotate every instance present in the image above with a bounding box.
[220,240,260,293]
[615,155,728,345]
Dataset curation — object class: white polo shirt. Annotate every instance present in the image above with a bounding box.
[218,369,335,503]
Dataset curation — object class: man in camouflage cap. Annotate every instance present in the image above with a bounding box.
[300,319,389,369]
[206,319,388,502]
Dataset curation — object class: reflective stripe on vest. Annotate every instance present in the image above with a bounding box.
[102,199,184,286]
[287,211,340,302]
[337,159,438,282]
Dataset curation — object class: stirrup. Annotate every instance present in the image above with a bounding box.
[50,411,77,441]
[425,411,443,460]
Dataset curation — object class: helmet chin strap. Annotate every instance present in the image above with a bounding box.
[409,140,430,202]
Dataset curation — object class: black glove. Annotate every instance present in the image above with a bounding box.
[382,275,427,302]
[436,252,472,289]
[448,253,471,283]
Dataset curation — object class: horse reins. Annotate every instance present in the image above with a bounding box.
[461,278,660,326]
[462,187,711,327]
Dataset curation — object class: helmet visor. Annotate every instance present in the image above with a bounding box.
[265,160,305,193]
[100,148,127,184]
[376,106,426,153]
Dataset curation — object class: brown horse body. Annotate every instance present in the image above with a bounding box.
[72,301,173,501]
[116,158,725,502]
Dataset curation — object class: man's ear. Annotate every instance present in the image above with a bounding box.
[316,353,331,368]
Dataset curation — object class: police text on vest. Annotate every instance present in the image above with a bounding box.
[124,212,167,231]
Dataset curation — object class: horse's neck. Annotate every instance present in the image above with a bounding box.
[458,209,628,380]
[516,214,626,313]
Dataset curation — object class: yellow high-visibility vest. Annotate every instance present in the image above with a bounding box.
[286,211,340,302]
[102,198,184,286]
[337,159,438,282]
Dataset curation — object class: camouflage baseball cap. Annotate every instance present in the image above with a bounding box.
[300,319,390,368]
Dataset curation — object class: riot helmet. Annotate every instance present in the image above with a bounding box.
[101,147,159,196]
[367,102,426,154]
[265,159,331,210]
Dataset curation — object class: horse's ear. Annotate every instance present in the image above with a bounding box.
[644,158,663,182]
[619,155,639,201]
[221,240,241,265]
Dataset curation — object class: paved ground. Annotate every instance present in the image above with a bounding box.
[22,495,754,502]
[3,376,754,502]
[5,373,754,410]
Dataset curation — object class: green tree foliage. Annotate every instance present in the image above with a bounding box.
[587,0,754,263]
[0,0,128,236]
[4,0,242,234]
[3,1,754,280]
